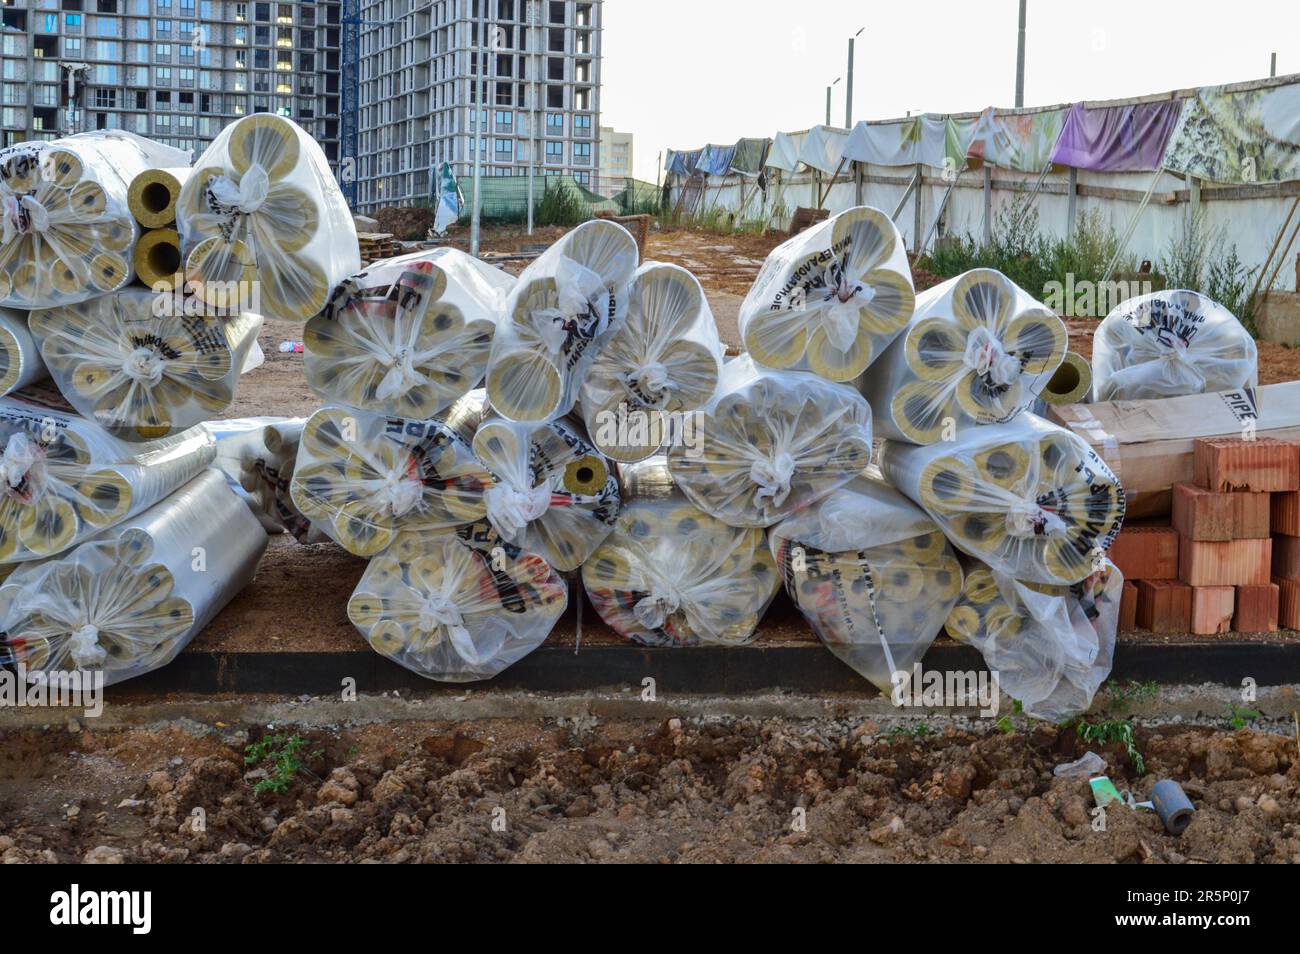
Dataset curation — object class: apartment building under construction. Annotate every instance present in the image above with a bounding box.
[353,0,602,212]
[1,0,342,161]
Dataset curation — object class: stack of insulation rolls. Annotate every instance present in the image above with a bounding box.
[0,117,367,685]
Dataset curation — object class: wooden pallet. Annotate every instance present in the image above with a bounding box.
[357,231,401,264]
[788,206,830,236]
[594,212,650,257]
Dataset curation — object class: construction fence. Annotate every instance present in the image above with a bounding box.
[664,74,1300,288]
[459,171,661,225]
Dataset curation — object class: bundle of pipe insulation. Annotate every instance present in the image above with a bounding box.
[860,268,1067,443]
[177,113,359,320]
[347,532,568,682]
[665,354,873,528]
[944,558,1123,721]
[303,248,515,418]
[739,206,916,381]
[768,472,964,691]
[0,131,190,308]
[1091,289,1259,401]
[582,458,779,647]
[30,290,263,439]
[0,468,266,685]
[878,414,1125,585]
[579,262,723,462]
[207,416,324,541]
[487,218,639,422]
[288,404,494,557]
[0,397,215,561]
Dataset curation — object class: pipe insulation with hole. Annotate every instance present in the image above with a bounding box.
[127,167,191,229]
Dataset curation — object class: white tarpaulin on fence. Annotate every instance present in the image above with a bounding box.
[799,125,852,175]
[766,131,809,172]
[844,116,953,170]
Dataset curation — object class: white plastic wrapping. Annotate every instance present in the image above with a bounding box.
[769,473,963,692]
[289,404,492,557]
[0,468,267,686]
[31,289,263,440]
[878,414,1125,585]
[860,268,1067,444]
[666,355,873,528]
[0,307,47,395]
[579,262,723,462]
[486,219,638,422]
[472,416,619,572]
[304,248,515,418]
[206,416,324,541]
[944,559,1122,721]
[0,131,190,308]
[739,206,915,381]
[0,397,216,562]
[1091,289,1258,402]
[582,457,780,647]
[348,532,567,682]
[177,114,359,321]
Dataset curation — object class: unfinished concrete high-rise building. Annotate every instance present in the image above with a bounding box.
[0,0,342,161]
[353,0,602,212]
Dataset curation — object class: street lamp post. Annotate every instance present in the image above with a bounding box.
[846,27,863,127]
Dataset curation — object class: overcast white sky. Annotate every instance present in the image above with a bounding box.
[601,0,1299,182]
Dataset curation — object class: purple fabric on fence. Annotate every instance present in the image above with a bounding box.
[1050,100,1183,172]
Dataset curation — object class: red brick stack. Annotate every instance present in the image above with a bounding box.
[1270,453,1300,630]
[1109,436,1300,634]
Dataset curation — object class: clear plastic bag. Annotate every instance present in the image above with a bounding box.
[582,457,780,646]
[878,413,1125,585]
[0,396,216,562]
[1091,289,1258,401]
[177,114,359,321]
[579,262,723,462]
[769,472,964,691]
[0,131,190,308]
[0,468,267,686]
[206,416,324,541]
[739,206,915,381]
[472,416,620,572]
[0,307,47,396]
[288,404,492,557]
[486,219,638,422]
[31,288,263,440]
[944,558,1122,721]
[304,248,515,418]
[348,531,567,682]
[666,354,873,528]
[860,268,1067,443]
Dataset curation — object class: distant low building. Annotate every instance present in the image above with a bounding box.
[598,124,631,195]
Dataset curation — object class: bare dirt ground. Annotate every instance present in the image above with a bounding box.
[1,716,1297,863]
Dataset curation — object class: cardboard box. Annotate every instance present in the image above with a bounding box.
[1049,384,1300,517]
